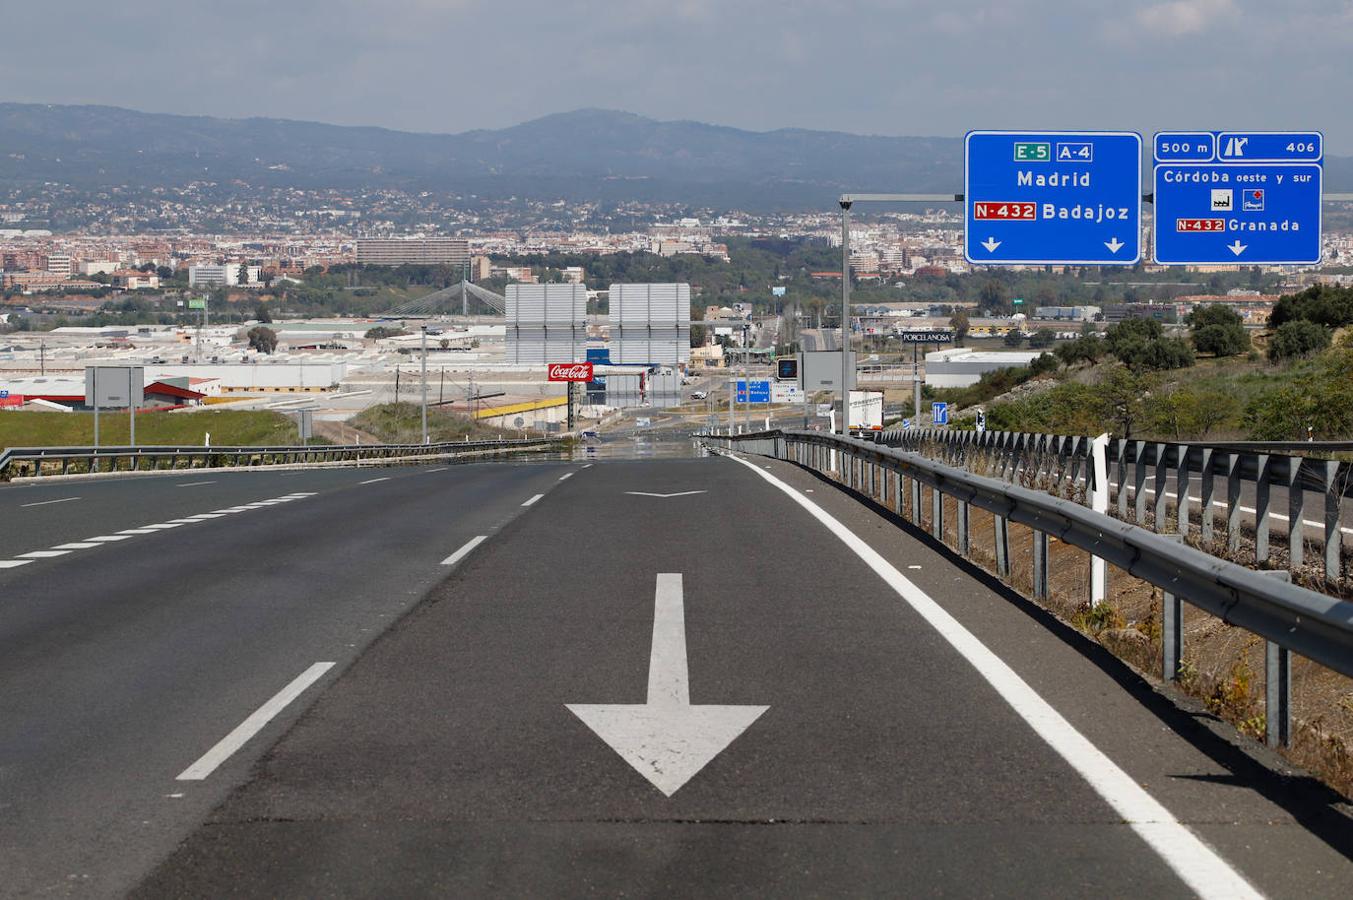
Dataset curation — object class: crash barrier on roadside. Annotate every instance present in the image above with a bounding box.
[703,428,1353,751]
[0,437,566,481]
[878,427,1353,586]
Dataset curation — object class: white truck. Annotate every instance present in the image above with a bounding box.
[848,390,884,441]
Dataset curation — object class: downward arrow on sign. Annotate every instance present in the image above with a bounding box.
[981,237,1002,253]
[1228,240,1248,256]
[1104,237,1125,254]
[567,573,768,796]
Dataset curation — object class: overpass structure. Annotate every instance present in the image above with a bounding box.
[2,432,1352,897]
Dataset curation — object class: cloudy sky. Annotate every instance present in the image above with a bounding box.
[5,0,1351,148]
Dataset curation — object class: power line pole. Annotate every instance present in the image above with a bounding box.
[395,367,401,406]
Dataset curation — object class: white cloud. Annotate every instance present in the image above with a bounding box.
[1136,0,1238,36]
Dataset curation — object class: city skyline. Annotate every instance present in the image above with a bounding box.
[4,1,1352,148]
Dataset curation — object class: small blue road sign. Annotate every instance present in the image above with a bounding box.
[931,401,949,426]
[965,131,1142,265]
[736,380,772,404]
[0,390,9,399]
[1153,131,1322,265]
[902,418,911,429]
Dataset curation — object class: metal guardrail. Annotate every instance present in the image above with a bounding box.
[704,428,1353,749]
[879,427,1353,584]
[0,437,565,481]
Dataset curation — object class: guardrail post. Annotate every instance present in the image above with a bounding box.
[1162,586,1183,682]
[931,487,944,540]
[1153,442,1169,532]
[1255,454,1273,565]
[911,477,922,526]
[1261,570,1293,748]
[1133,443,1148,526]
[1199,447,1216,543]
[1032,529,1049,600]
[957,498,970,557]
[1227,453,1244,554]
[1287,459,1305,571]
[994,514,1011,578]
[1324,459,1342,584]
[894,467,903,515]
[1176,445,1191,538]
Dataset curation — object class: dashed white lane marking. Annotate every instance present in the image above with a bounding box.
[176,481,216,487]
[0,492,322,572]
[20,497,81,508]
[441,536,488,566]
[559,471,574,481]
[426,467,449,473]
[359,477,391,485]
[176,662,335,781]
[521,493,544,507]
[582,464,594,469]
[725,453,1261,900]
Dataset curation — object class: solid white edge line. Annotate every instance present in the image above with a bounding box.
[521,493,544,507]
[721,452,1260,900]
[19,496,81,508]
[176,662,336,781]
[441,535,488,566]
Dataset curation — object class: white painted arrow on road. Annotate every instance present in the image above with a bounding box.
[1228,240,1248,256]
[624,491,707,498]
[981,237,1002,253]
[567,573,768,796]
[1104,237,1125,254]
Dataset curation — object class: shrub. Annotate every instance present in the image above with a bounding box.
[1267,320,1330,361]
[1188,306,1249,357]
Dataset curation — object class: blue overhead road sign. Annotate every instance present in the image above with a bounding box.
[1153,131,1323,265]
[965,131,1142,265]
[735,380,771,404]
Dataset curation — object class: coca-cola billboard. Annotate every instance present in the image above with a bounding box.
[547,362,594,382]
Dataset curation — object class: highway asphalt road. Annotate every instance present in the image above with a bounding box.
[0,459,578,897]
[116,455,1353,897]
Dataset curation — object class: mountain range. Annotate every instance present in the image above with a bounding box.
[0,103,1347,212]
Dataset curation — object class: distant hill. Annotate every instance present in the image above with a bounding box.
[0,103,1347,211]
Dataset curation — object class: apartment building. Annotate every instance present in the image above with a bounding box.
[355,237,470,267]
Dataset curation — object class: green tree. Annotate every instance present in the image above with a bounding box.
[1003,329,1025,348]
[1093,367,1147,437]
[1105,318,1193,372]
[1269,284,1353,329]
[1267,320,1330,361]
[948,310,970,347]
[247,325,278,354]
[1028,329,1055,349]
[254,303,273,324]
[1187,305,1249,356]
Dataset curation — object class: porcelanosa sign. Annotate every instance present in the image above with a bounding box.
[547,363,594,382]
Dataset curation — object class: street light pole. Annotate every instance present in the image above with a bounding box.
[420,326,429,444]
[839,200,852,435]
